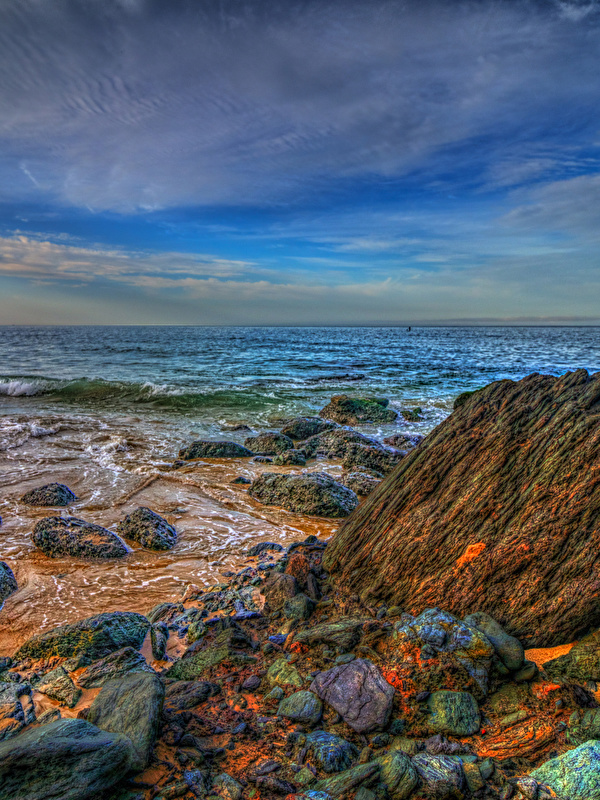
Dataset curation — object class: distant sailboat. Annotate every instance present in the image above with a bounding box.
[407,326,412,332]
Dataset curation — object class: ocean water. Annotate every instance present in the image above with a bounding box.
[0,325,598,653]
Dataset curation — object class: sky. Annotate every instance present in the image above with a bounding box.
[0,0,599,325]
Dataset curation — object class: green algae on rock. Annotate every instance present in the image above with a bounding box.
[318,395,398,425]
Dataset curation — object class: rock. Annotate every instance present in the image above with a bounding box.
[301,428,383,459]
[32,516,129,559]
[15,611,150,661]
[0,562,17,602]
[88,672,164,772]
[531,739,600,799]
[313,762,380,798]
[266,658,303,689]
[324,370,600,647]
[249,472,358,518]
[213,772,243,800]
[0,682,33,740]
[377,751,419,800]
[341,444,404,475]
[310,659,394,733]
[247,541,284,556]
[339,472,381,496]
[244,432,294,455]
[178,441,254,459]
[117,507,176,551]
[318,395,398,425]
[147,602,184,624]
[231,476,251,484]
[463,611,524,671]
[273,449,307,466]
[78,646,154,688]
[263,573,299,611]
[37,666,81,708]
[426,691,480,736]
[253,456,273,463]
[0,718,134,799]
[412,753,465,798]
[305,730,358,773]
[151,622,169,660]
[278,691,323,725]
[383,434,424,450]
[284,594,315,620]
[20,483,78,507]
[294,618,368,651]
[566,707,600,745]
[164,680,219,711]
[281,418,338,441]
[544,629,600,683]
[165,625,255,681]
[401,408,422,421]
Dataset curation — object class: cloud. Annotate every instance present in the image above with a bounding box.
[0,0,599,212]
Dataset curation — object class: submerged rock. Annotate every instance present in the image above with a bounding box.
[310,659,394,733]
[15,611,150,661]
[178,440,254,459]
[244,431,295,455]
[0,718,134,800]
[0,562,17,602]
[32,516,129,559]
[20,483,77,507]
[324,370,600,647]
[249,472,359,518]
[281,417,338,441]
[117,507,176,551]
[318,395,398,425]
[88,672,165,772]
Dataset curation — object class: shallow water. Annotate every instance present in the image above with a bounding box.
[1,325,598,655]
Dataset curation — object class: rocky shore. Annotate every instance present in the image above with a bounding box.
[0,376,599,800]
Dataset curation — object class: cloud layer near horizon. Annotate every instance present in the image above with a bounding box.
[1,0,599,323]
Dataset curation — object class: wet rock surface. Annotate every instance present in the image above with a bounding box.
[324,369,600,647]
[178,440,254,459]
[20,482,77,506]
[319,395,398,425]
[249,472,359,517]
[0,562,17,602]
[117,506,177,551]
[244,432,295,455]
[281,417,338,441]
[32,515,130,559]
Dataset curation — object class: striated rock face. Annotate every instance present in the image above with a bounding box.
[324,370,600,647]
[32,516,129,559]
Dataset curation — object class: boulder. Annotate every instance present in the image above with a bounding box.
[318,395,398,425]
[249,472,359,518]
[273,449,307,466]
[164,680,220,711]
[263,573,299,611]
[266,658,303,689]
[294,618,368,651]
[310,659,394,733]
[305,730,358,773]
[32,516,129,559]
[178,441,254,459]
[165,625,255,681]
[277,690,323,725]
[566,707,600,745]
[412,753,465,798]
[15,611,150,661]
[36,666,81,708]
[244,432,295,455]
[377,751,419,800]
[20,483,77,507]
[339,472,381,496]
[463,611,524,672]
[284,594,315,621]
[0,682,33,741]
[78,646,154,688]
[324,370,600,647]
[0,718,134,800]
[314,763,380,798]
[341,444,404,475]
[426,691,480,736]
[88,672,165,772]
[117,507,176,551]
[247,541,284,557]
[281,417,338,441]
[301,428,383,459]
[544,629,600,683]
[531,739,600,799]
[0,562,17,602]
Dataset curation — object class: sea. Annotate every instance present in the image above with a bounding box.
[1,325,598,654]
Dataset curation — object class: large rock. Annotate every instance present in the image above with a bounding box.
[0,718,134,799]
[88,672,164,772]
[531,739,600,799]
[324,370,600,647]
[463,611,524,671]
[244,431,295,455]
[544,629,600,683]
[277,690,323,725]
[249,472,359,518]
[339,472,381,496]
[16,611,150,661]
[0,562,17,602]
[32,516,129,559]
[78,646,154,688]
[426,690,480,736]
[117,507,176,551]
[310,659,394,733]
[377,751,419,800]
[305,730,358,773]
[412,753,465,798]
[20,483,77,506]
[164,680,220,711]
[178,440,254,459]
[301,428,383,459]
[37,666,81,708]
[281,417,338,441]
[341,443,404,475]
[319,395,398,425]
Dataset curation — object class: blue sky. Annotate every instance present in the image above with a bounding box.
[1,0,599,324]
